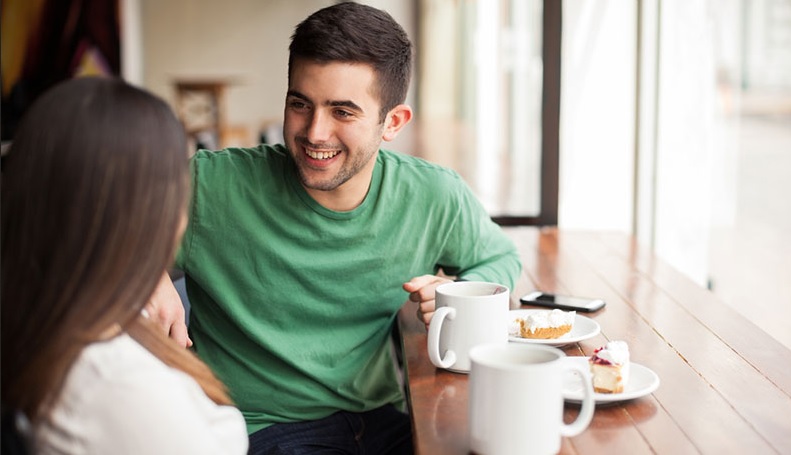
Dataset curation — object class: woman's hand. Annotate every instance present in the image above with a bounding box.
[145,272,193,348]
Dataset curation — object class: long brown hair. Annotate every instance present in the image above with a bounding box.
[1,77,231,421]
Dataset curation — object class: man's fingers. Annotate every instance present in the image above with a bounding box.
[404,275,452,327]
[404,276,450,303]
[402,274,439,293]
[416,307,433,328]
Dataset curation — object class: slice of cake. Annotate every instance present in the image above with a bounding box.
[589,340,630,393]
[515,309,575,339]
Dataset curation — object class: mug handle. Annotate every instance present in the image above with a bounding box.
[427,306,457,369]
[560,364,595,437]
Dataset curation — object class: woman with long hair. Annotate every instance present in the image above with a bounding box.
[1,77,248,453]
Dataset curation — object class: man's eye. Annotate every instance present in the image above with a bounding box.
[288,100,308,110]
[335,110,353,118]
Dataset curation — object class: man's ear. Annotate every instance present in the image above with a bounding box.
[381,104,413,142]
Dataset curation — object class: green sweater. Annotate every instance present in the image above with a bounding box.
[176,145,521,433]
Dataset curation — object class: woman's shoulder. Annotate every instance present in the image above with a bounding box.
[72,333,239,419]
[35,334,248,454]
[79,333,180,382]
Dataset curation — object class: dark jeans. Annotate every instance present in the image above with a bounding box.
[247,404,413,455]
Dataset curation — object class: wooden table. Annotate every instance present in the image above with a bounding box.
[397,227,791,454]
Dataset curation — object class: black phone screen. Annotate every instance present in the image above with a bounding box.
[520,292,606,312]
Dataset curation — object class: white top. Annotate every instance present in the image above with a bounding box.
[33,333,248,454]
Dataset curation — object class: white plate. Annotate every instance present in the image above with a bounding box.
[507,309,601,347]
[561,357,660,404]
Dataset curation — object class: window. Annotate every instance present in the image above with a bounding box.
[415,0,558,225]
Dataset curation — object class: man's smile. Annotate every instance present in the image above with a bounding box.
[304,147,341,160]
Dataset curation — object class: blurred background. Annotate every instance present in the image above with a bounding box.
[2,0,790,348]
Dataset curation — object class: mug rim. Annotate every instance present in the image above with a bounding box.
[469,343,565,370]
[436,281,509,298]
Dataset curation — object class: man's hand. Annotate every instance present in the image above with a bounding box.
[145,271,192,348]
[403,275,453,329]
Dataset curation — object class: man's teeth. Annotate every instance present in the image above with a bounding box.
[306,149,340,160]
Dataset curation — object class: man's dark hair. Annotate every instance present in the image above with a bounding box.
[289,1,412,122]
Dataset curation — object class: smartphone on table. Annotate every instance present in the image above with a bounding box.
[520,291,606,313]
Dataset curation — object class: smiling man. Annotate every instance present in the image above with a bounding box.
[148,2,521,454]
[283,60,411,211]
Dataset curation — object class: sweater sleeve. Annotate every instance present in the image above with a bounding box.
[437,178,522,290]
[174,153,202,272]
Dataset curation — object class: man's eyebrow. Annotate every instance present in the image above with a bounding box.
[286,90,363,113]
[286,90,309,101]
[328,100,363,112]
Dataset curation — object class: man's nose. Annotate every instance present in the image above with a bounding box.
[306,110,331,143]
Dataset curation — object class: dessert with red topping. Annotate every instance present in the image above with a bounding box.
[589,341,630,393]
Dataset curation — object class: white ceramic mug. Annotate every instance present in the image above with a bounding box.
[427,281,509,373]
[468,343,595,455]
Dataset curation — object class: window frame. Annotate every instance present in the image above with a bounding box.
[493,0,560,226]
